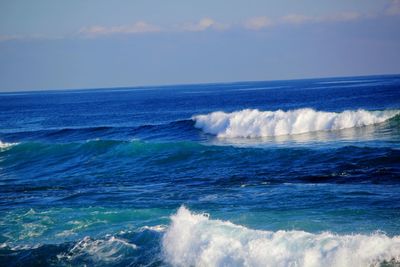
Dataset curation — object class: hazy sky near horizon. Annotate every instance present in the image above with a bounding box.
[0,0,400,91]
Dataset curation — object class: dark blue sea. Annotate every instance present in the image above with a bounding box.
[1,75,400,267]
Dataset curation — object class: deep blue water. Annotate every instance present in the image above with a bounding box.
[1,75,400,266]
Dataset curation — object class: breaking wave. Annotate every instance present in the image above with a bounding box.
[162,206,400,267]
[193,108,400,138]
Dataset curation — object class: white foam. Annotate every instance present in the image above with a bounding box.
[193,108,399,138]
[162,206,400,267]
[141,225,168,232]
[0,140,18,150]
[59,235,137,263]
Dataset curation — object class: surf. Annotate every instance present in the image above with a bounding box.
[192,108,400,138]
[163,206,400,267]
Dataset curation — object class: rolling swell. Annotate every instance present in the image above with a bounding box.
[1,140,400,186]
[1,110,398,145]
[0,119,197,143]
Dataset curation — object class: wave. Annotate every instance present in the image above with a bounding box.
[192,108,400,138]
[0,139,204,154]
[2,140,399,185]
[2,207,400,266]
[0,119,197,143]
[163,206,400,267]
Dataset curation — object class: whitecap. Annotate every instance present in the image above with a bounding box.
[192,108,399,138]
[0,140,18,150]
[163,206,400,267]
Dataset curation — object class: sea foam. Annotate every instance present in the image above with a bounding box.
[58,235,137,264]
[163,206,400,267]
[0,140,18,150]
[193,108,399,138]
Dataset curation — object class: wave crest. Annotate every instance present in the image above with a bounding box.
[162,206,400,267]
[193,108,399,138]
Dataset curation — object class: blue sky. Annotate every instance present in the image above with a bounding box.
[0,0,400,91]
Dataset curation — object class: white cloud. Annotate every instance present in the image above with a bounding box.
[5,9,372,42]
[244,16,273,30]
[180,18,229,32]
[79,21,161,37]
[386,0,400,15]
[78,18,229,37]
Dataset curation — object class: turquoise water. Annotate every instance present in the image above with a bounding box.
[1,75,400,266]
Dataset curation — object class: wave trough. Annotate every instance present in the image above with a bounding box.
[193,108,399,138]
[163,206,400,267]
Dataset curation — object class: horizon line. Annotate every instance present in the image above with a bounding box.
[1,72,399,94]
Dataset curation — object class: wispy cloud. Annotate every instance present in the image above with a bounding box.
[0,9,385,43]
[79,21,161,37]
[280,14,312,25]
[244,16,273,30]
[77,18,229,38]
[0,34,65,42]
[0,34,23,42]
[322,11,361,22]
[179,18,229,32]
[279,12,360,25]
[386,0,400,15]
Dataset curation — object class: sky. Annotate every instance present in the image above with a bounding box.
[0,0,400,91]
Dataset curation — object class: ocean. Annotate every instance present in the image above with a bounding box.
[0,75,400,267]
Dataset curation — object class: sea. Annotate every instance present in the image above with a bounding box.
[1,75,400,267]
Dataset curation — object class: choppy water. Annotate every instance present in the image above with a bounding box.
[1,75,400,266]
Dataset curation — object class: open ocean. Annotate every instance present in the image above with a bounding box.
[1,75,400,267]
